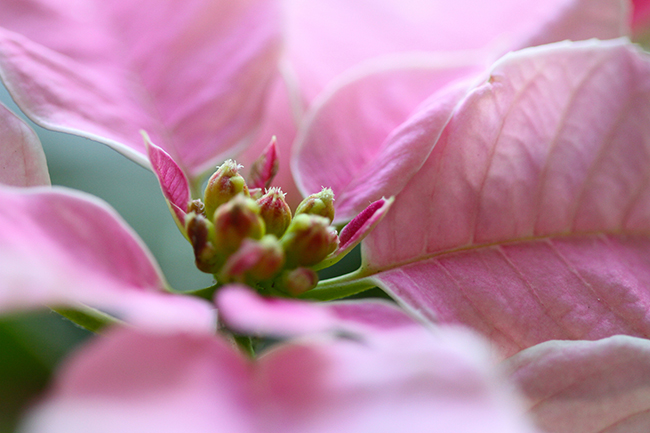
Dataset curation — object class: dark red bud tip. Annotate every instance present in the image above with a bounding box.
[185,213,220,273]
[186,217,208,255]
[339,199,386,247]
[249,136,279,189]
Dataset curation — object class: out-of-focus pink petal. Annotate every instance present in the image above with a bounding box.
[0,0,281,179]
[293,56,482,222]
[361,39,650,356]
[632,0,650,33]
[239,76,303,208]
[504,336,650,433]
[0,186,215,332]
[144,134,190,224]
[248,136,279,190]
[216,284,422,338]
[0,102,49,186]
[517,0,630,49]
[22,322,538,432]
[22,330,250,433]
[290,0,628,221]
[282,0,627,101]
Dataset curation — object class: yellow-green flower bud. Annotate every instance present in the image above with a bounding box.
[203,160,249,219]
[295,187,335,222]
[257,187,292,238]
[280,214,339,268]
[213,195,265,256]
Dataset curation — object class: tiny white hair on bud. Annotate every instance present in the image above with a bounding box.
[218,159,244,171]
[267,186,286,197]
[319,187,334,201]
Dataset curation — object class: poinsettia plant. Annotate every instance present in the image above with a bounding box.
[1,1,650,432]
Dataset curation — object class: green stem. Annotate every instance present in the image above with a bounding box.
[51,306,122,334]
[300,269,376,301]
[311,249,348,271]
[186,282,220,301]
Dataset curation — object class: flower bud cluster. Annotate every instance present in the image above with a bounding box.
[185,160,340,296]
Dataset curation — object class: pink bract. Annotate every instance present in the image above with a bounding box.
[504,336,650,433]
[0,104,214,331]
[0,0,282,179]
[360,39,650,357]
[21,288,539,433]
[281,0,627,99]
[290,0,629,220]
[0,102,49,187]
[221,288,650,433]
[216,284,423,338]
[0,0,628,205]
[144,134,191,226]
[292,62,482,222]
[632,0,650,32]
[0,186,215,332]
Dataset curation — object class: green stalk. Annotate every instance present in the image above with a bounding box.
[50,306,122,334]
[300,269,376,301]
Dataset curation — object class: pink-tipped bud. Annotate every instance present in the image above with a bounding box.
[203,160,249,219]
[219,236,285,284]
[213,195,265,255]
[248,136,279,189]
[278,267,319,296]
[185,212,219,273]
[295,187,335,222]
[280,214,339,268]
[257,187,292,237]
[339,197,392,248]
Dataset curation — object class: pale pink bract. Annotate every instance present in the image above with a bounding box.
[1,2,649,432]
[0,0,282,180]
[290,0,629,219]
[0,105,215,332]
[359,39,650,357]
[0,102,49,187]
[20,287,540,433]
[0,0,629,205]
[505,335,650,433]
